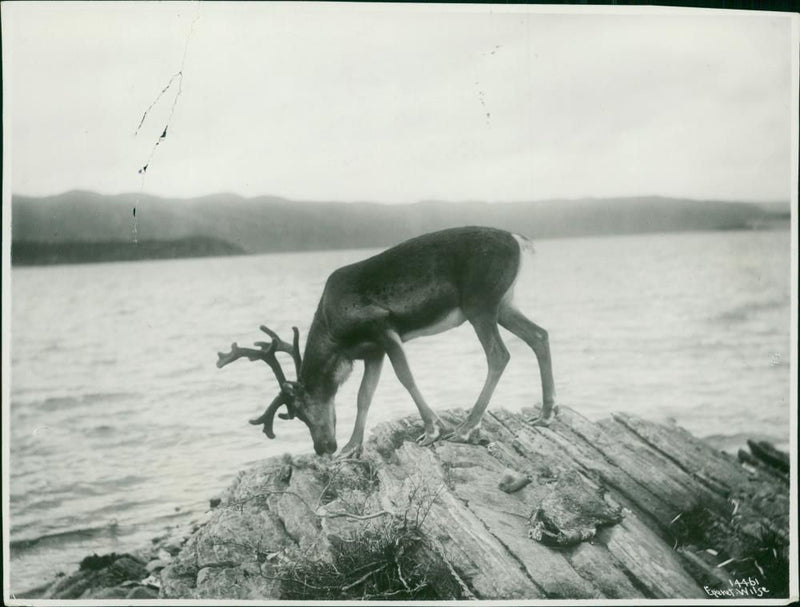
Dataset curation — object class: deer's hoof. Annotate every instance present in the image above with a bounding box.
[417,429,441,446]
[337,443,363,460]
[530,414,556,428]
[444,424,480,444]
[529,405,559,428]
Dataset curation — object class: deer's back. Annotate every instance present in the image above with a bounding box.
[320,227,523,339]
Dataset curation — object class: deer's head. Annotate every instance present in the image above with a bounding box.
[216,325,337,456]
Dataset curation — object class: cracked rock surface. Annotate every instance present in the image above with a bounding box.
[155,406,789,599]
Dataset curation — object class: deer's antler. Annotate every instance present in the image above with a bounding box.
[249,392,293,439]
[216,325,305,440]
[257,325,302,378]
[216,341,287,386]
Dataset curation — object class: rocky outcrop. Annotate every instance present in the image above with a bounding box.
[18,553,158,600]
[25,405,790,600]
[16,520,198,600]
[156,406,789,600]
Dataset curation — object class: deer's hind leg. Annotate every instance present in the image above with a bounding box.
[498,304,557,426]
[446,312,510,443]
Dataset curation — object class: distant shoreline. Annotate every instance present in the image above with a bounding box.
[11,191,791,265]
[10,221,790,267]
[11,237,246,267]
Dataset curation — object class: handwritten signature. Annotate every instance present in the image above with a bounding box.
[704,577,770,598]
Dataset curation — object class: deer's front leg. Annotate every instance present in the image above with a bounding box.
[381,330,447,446]
[338,353,384,459]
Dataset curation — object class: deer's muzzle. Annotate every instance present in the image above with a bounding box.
[313,436,337,456]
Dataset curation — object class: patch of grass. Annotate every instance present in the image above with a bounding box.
[670,505,719,549]
[732,524,790,597]
[670,505,789,598]
[271,472,459,600]
[275,515,460,600]
[317,459,379,506]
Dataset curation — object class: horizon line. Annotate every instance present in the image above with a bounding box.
[9,189,791,207]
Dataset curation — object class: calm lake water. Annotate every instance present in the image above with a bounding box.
[8,229,793,593]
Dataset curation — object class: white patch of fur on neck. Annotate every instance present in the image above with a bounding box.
[332,358,353,384]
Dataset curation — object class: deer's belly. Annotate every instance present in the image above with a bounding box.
[400,307,467,342]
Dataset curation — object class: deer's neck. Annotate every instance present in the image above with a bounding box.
[300,311,352,401]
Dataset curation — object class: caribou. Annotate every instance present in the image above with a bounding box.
[217,226,556,457]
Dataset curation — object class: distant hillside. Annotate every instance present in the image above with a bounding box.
[12,236,245,266]
[10,191,790,264]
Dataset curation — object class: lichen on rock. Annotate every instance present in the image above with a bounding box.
[527,470,624,546]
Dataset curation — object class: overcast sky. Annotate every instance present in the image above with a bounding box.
[2,3,797,204]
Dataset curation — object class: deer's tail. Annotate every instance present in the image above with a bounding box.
[513,232,536,255]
